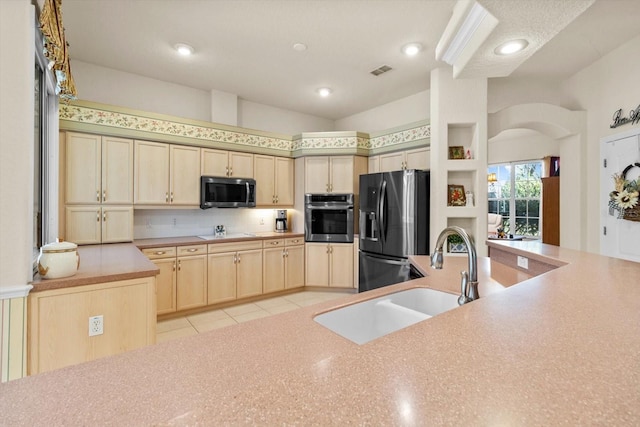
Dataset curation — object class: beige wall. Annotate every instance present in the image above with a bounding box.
[488,129,560,165]
[562,34,640,254]
[0,0,35,382]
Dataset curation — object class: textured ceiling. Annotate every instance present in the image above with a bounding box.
[60,0,640,120]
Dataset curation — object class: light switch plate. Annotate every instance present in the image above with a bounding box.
[517,255,529,269]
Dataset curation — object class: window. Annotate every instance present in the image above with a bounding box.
[33,21,58,274]
[488,161,542,237]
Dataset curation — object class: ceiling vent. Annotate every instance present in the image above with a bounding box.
[370,65,393,76]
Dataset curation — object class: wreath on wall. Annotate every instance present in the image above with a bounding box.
[609,162,640,222]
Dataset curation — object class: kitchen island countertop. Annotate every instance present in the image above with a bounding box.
[4,240,640,425]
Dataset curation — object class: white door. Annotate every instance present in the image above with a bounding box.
[601,132,640,262]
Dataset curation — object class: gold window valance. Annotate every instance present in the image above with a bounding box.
[39,0,77,100]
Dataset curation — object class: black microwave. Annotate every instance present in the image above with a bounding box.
[200,176,256,209]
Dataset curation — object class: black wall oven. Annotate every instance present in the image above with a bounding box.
[304,193,354,243]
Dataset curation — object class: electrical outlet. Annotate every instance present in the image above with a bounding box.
[89,315,103,336]
[259,217,264,225]
[517,255,529,270]
[172,218,177,227]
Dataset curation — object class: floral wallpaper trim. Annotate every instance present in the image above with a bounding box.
[59,104,293,152]
[369,124,431,149]
[60,104,430,154]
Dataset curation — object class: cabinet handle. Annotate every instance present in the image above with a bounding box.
[170,192,174,203]
[154,251,166,255]
[282,250,286,258]
[103,212,107,222]
[102,190,106,202]
[292,239,299,243]
[178,260,181,271]
[165,192,169,203]
[96,211,100,222]
[172,261,176,271]
[229,167,233,176]
[96,190,100,202]
[237,254,241,263]
[285,249,289,257]
[275,195,279,203]
[271,241,279,245]
[326,184,329,192]
[226,166,229,177]
[272,195,276,204]
[187,248,198,252]
[233,254,237,264]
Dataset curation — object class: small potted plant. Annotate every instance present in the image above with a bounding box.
[447,234,467,253]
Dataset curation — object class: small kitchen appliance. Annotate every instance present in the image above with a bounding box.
[275,209,288,232]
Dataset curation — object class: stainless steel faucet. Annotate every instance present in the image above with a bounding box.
[431,226,479,305]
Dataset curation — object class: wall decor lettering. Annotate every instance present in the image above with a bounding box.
[610,104,640,128]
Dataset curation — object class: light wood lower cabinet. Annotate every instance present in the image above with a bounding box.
[28,277,156,375]
[176,253,207,311]
[305,242,354,287]
[207,241,263,303]
[263,238,305,294]
[154,257,177,315]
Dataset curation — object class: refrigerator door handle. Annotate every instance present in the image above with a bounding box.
[362,253,409,266]
[379,179,387,245]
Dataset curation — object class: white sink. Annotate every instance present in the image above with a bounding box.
[313,288,459,345]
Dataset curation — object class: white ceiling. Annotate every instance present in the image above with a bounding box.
[61,0,640,121]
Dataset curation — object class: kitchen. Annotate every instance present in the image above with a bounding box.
[2,0,640,424]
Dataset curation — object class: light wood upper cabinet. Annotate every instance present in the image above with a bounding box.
[377,147,430,172]
[134,141,200,206]
[368,155,380,174]
[65,133,133,205]
[201,149,253,178]
[254,155,294,206]
[304,156,366,194]
[134,140,170,205]
[65,206,133,245]
[170,145,201,205]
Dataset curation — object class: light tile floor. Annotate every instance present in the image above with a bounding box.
[157,290,353,343]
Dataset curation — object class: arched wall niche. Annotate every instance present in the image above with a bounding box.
[488,103,587,250]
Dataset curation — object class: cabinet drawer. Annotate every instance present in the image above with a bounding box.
[142,246,176,259]
[208,240,263,254]
[263,239,285,248]
[177,244,207,257]
[285,237,304,246]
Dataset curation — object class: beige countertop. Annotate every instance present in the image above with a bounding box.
[5,241,640,425]
[31,243,159,292]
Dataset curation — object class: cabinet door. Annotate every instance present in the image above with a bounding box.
[379,152,405,172]
[65,206,101,244]
[134,140,169,204]
[153,258,177,315]
[305,157,330,193]
[285,245,305,289]
[368,155,380,174]
[101,206,133,243]
[207,253,237,304]
[254,155,275,206]
[229,152,254,178]
[66,132,101,204]
[305,243,329,286]
[170,145,200,205]
[176,255,207,310]
[236,249,263,298]
[329,244,354,287]
[102,136,133,204]
[201,148,229,177]
[405,147,429,170]
[330,156,354,193]
[263,247,285,293]
[274,157,294,205]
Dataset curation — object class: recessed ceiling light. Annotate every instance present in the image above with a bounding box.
[174,43,194,56]
[292,43,307,51]
[317,87,332,97]
[402,43,422,56]
[494,39,528,55]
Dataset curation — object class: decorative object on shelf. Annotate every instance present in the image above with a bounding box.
[465,148,472,159]
[447,234,468,253]
[608,162,640,222]
[448,146,465,160]
[447,185,466,206]
[215,224,227,237]
[465,191,474,207]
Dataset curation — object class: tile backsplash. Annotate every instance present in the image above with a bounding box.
[133,208,301,239]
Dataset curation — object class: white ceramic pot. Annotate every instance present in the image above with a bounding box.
[37,240,80,279]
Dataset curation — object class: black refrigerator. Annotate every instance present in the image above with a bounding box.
[358,169,430,292]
